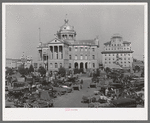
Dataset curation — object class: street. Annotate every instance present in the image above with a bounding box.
[54,75,96,107]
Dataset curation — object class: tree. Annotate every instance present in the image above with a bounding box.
[29,64,34,73]
[105,67,111,73]
[134,66,140,72]
[58,66,66,77]
[18,64,26,77]
[25,68,29,75]
[141,68,144,77]
[6,67,13,75]
[38,66,46,76]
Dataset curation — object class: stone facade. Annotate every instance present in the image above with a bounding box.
[37,19,99,72]
[101,34,134,69]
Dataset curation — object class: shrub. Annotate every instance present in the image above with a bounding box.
[29,64,34,73]
[58,66,66,77]
[18,64,26,76]
[38,66,46,76]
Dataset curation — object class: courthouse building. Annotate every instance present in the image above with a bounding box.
[101,34,134,69]
[37,19,99,72]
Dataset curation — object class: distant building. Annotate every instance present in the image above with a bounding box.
[6,56,33,69]
[101,34,134,69]
[37,18,99,72]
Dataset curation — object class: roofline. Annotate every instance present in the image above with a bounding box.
[101,51,134,54]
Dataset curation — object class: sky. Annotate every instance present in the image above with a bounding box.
[5,4,145,62]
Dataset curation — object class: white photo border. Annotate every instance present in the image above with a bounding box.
[2,2,148,121]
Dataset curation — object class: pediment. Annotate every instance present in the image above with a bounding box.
[48,38,64,44]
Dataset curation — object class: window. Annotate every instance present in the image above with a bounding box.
[55,63,58,68]
[109,58,111,60]
[128,58,130,60]
[128,54,130,56]
[75,55,77,60]
[93,63,95,68]
[69,47,71,51]
[105,62,107,64]
[85,55,87,59]
[60,63,62,67]
[69,63,71,68]
[80,55,83,60]
[92,48,95,52]
[75,47,78,51]
[105,58,107,60]
[105,54,107,56]
[80,47,83,51]
[50,63,53,68]
[124,62,126,63]
[93,55,95,60]
[109,62,111,64]
[85,47,87,51]
[113,54,114,56]
[124,58,126,60]
[128,61,130,63]
[113,58,114,60]
[69,55,71,60]
[114,44,116,46]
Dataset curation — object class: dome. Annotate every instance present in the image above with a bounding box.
[59,19,75,32]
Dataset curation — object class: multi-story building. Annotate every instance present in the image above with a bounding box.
[6,56,33,69]
[37,18,99,72]
[101,34,134,69]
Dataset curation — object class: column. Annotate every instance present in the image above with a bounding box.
[53,46,54,59]
[78,62,80,69]
[58,46,59,59]
[63,45,64,59]
[83,62,85,69]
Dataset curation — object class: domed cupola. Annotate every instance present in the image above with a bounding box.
[57,18,76,41]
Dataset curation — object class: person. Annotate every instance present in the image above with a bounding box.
[105,88,109,96]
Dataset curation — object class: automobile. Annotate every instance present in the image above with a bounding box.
[110,98,137,107]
